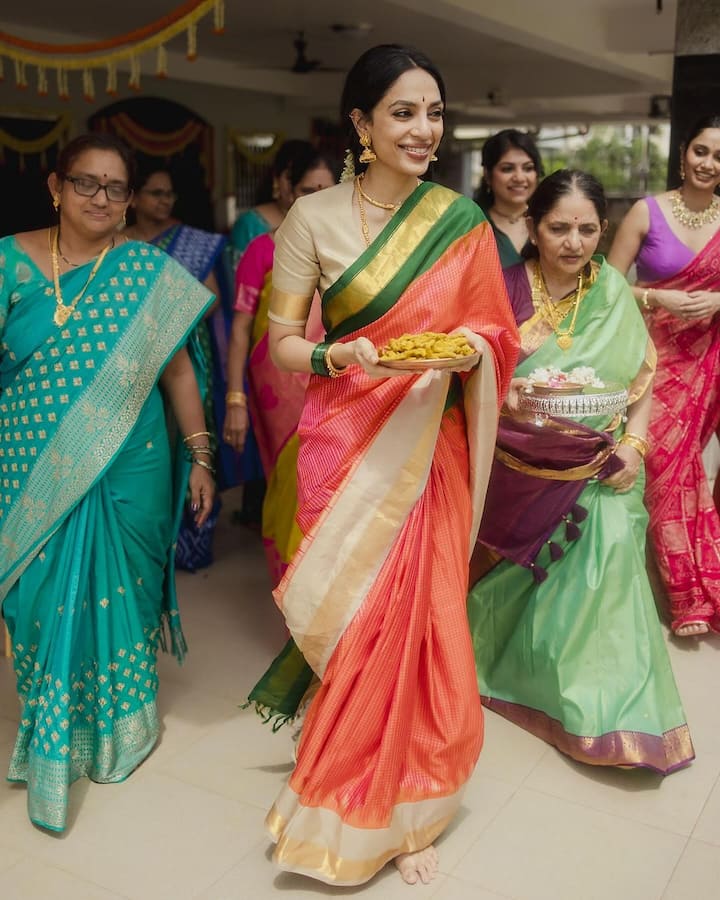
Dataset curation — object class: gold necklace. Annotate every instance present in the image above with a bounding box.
[356,180,372,248]
[356,174,402,212]
[49,227,113,327]
[531,261,590,351]
[492,206,527,225]
[670,190,720,229]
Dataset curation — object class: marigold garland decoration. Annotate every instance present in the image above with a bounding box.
[0,0,224,102]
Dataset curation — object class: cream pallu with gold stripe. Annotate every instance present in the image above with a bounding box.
[277,354,497,679]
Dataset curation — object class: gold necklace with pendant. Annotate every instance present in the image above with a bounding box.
[49,226,112,327]
[531,262,588,351]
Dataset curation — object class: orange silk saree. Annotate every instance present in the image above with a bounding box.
[265,183,519,884]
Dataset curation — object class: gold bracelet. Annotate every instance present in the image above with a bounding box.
[186,446,213,454]
[191,457,216,474]
[619,432,650,458]
[226,391,247,407]
[325,344,348,378]
[183,430,211,443]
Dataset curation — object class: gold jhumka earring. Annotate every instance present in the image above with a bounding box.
[359,133,377,164]
[53,195,60,210]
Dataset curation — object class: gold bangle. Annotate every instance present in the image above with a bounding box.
[619,432,650,458]
[191,457,216,474]
[226,391,247,407]
[640,289,650,310]
[183,430,211,443]
[325,344,348,378]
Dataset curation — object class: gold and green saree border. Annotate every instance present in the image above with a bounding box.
[322,182,485,341]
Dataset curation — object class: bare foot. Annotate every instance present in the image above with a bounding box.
[395,845,439,885]
[675,622,710,637]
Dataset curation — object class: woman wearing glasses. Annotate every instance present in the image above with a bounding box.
[0,134,215,831]
[126,167,227,571]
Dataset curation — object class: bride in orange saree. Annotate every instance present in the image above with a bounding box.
[258,46,519,886]
[608,115,720,636]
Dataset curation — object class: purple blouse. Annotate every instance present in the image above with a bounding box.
[635,196,695,283]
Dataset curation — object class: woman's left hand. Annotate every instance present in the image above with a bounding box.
[682,291,720,320]
[189,463,216,527]
[601,444,642,494]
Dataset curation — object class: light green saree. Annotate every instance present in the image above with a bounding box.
[0,236,212,830]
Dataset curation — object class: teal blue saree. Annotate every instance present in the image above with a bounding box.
[0,236,212,830]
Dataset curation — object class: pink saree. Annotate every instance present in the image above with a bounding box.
[235,234,323,583]
[643,228,720,631]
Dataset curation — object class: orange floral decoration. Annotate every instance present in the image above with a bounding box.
[0,0,224,101]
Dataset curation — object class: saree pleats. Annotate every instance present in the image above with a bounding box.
[468,260,693,773]
[642,230,720,630]
[4,392,172,829]
[269,407,483,884]
[263,184,518,884]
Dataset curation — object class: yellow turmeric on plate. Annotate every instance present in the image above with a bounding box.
[379,332,475,361]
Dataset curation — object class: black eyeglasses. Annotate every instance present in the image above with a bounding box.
[64,174,131,203]
[142,188,177,200]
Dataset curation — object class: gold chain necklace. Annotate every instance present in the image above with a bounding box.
[356,173,402,212]
[356,179,372,248]
[49,226,113,327]
[531,261,589,351]
[492,206,527,225]
[670,190,720,230]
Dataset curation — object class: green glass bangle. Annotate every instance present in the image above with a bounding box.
[311,342,331,377]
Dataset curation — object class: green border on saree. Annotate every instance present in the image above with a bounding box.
[323,183,486,342]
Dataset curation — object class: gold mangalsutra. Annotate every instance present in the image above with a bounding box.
[356,174,402,212]
[531,261,593,351]
[49,227,112,327]
[670,190,720,230]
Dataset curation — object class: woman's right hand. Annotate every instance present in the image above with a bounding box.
[224,405,249,451]
[504,377,531,412]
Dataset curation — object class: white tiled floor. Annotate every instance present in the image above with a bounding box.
[2,492,720,899]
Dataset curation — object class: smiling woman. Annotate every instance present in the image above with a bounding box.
[608,114,720,638]
[243,44,519,888]
[0,133,215,831]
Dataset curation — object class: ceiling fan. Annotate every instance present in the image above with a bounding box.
[288,31,344,74]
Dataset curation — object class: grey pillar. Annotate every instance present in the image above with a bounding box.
[668,0,720,187]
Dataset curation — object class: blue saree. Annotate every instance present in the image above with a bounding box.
[0,236,212,830]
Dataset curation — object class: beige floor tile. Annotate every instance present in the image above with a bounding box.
[436,775,515,873]
[692,771,720,846]
[429,875,511,899]
[198,845,451,900]
[0,857,127,899]
[158,707,294,809]
[476,709,550,785]
[43,772,264,900]
[451,787,686,900]
[0,842,24,875]
[142,683,243,773]
[525,746,720,836]
[662,838,720,900]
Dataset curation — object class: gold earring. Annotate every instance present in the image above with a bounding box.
[53,195,60,210]
[430,153,438,162]
[680,158,686,181]
[122,210,127,226]
[359,132,377,164]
